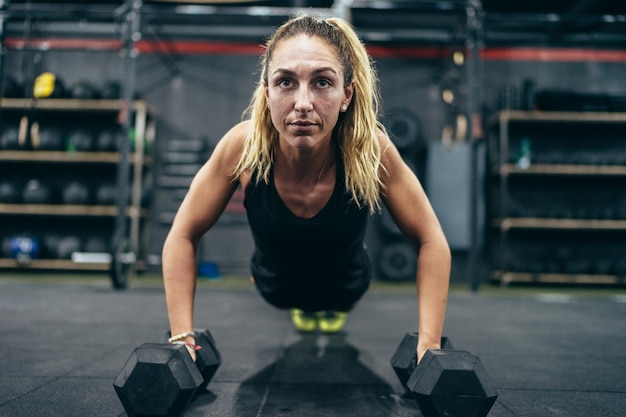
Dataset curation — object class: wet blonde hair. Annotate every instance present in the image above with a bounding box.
[233,14,385,213]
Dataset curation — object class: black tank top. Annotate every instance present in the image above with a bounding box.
[244,156,371,311]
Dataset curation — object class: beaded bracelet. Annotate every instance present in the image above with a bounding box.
[168,331,197,343]
[172,341,202,351]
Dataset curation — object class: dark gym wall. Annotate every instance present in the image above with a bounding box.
[5,44,625,277]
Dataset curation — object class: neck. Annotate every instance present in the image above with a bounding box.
[273,146,335,186]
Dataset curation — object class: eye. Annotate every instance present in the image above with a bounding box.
[316,78,331,88]
[277,78,293,88]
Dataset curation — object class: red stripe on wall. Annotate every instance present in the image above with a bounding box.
[4,37,123,50]
[135,40,265,55]
[4,37,626,63]
[481,47,626,62]
[366,45,451,59]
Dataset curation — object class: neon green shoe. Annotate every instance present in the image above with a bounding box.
[291,309,317,333]
[317,311,348,334]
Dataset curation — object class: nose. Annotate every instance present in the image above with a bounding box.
[294,85,313,113]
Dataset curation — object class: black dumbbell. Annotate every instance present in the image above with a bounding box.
[391,332,454,394]
[163,328,222,391]
[114,343,202,417]
[114,328,221,417]
[390,332,498,417]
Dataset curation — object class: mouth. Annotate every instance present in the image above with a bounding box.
[289,120,317,132]
[290,120,315,127]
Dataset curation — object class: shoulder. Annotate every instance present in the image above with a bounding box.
[201,120,251,182]
[219,120,252,150]
[212,121,251,163]
[375,126,409,182]
[375,127,397,166]
[215,120,255,186]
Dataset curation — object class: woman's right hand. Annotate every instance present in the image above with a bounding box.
[185,343,197,362]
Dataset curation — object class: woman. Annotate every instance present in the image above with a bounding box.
[162,14,451,363]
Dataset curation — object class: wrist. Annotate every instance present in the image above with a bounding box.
[168,331,197,344]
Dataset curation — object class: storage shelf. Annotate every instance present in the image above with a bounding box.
[0,203,147,217]
[495,163,626,176]
[493,271,625,285]
[0,150,152,165]
[0,258,110,271]
[491,110,626,124]
[0,258,147,272]
[0,98,154,113]
[494,217,626,231]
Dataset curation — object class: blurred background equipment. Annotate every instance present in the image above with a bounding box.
[9,235,40,263]
[32,72,66,99]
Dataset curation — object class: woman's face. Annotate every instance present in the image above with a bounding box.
[265,34,353,153]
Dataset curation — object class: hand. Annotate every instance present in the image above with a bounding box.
[416,341,441,364]
[417,347,426,364]
[185,344,197,362]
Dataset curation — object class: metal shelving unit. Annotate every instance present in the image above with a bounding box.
[0,0,152,288]
[488,110,626,285]
[0,98,155,284]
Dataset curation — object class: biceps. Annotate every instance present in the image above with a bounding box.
[171,164,239,243]
[383,167,441,245]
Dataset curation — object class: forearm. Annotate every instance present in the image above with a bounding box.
[162,233,199,337]
[416,239,451,361]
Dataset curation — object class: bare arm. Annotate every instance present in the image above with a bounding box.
[379,133,451,363]
[162,121,249,352]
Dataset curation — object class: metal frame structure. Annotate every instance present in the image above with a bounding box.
[0,0,487,289]
[12,1,625,290]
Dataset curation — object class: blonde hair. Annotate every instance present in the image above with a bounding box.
[233,14,386,213]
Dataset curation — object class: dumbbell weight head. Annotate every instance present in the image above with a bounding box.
[56,236,82,259]
[95,183,117,205]
[96,129,121,152]
[164,328,222,391]
[390,332,453,394]
[84,236,107,253]
[9,235,40,263]
[62,181,90,205]
[42,234,61,259]
[2,74,22,98]
[407,349,498,417]
[1,236,11,258]
[0,126,21,150]
[36,127,65,151]
[113,343,203,417]
[0,181,21,203]
[66,129,94,152]
[69,80,101,100]
[23,179,53,204]
[101,80,121,99]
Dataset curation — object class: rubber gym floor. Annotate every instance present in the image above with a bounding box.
[0,273,624,417]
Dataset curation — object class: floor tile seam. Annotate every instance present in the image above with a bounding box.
[0,376,58,408]
[2,350,122,404]
[496,387,626,394]
[2,350,120,400]
[254,329,292,417]
[38,375,116,381]
[209,379,398,388]
[259,381,397,387]
[495,397,522,417]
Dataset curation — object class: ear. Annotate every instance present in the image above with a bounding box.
[264,82,270,104]
[342,81,354,109]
